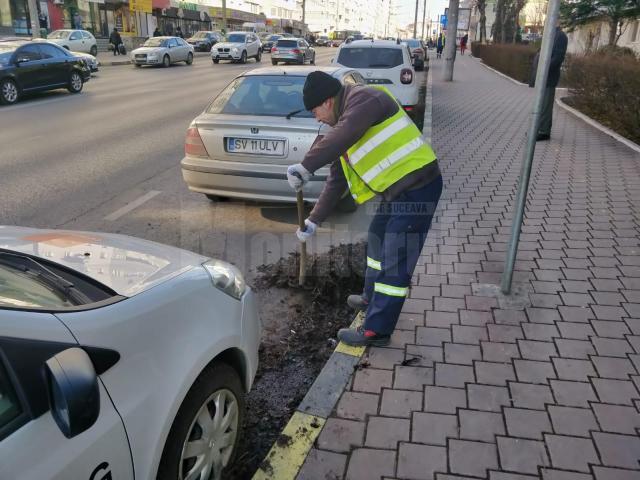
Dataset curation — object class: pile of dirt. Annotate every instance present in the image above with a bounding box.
[227,242,365,479]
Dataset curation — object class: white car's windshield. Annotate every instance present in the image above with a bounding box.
[0,264,74,308]
[338,47,404,68]
[144,38,166,47]
[405,40,421,48]
[227,34,246,43]
[47,30,70,39]
[208,76,314,118]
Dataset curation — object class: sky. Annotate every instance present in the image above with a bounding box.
[396,0,451,25]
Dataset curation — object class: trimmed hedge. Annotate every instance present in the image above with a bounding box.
[564,53,640,144]
[471,42,537,83]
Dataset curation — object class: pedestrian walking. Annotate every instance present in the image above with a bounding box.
[529,21,567,141]
[38,11,48,30]
[436,32,444,59]
[73,11,83,29]
[175,26,184,38]
[287,71,443,346]
[109,27,122,56]
[460,33,468,55]
[153,26,162,37]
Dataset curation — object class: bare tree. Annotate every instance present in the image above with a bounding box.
[561,0,640,46]
[473,0,488,42]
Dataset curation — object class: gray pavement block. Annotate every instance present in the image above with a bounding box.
[364,416,410,449]
[397,443,447,480]
[545,434,600,472]
[504,407,552,439]
[592,431,640,469]
[297,449,347,480]
[459,409,505,442]
[336,392,380,421]
[548,405,599,437]
[380,389,423,418]
[412,411,458,445]
[425,385,467,414]
[497,436,550,474]
[449,439,499,477]
[550,380,598,407]
[316,418,365,453]
[345,448,396,480]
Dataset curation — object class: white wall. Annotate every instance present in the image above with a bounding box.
[566,18,640,55]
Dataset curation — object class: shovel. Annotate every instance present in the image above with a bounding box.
[296,190,307,286]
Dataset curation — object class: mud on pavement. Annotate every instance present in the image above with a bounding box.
[227,242,365,479]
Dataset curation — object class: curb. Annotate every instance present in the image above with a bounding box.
[556,96,640,154]
[251,313,366,480]
[100,60,131,67]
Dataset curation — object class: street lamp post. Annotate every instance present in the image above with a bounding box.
[413,0,419,38]
[221,0,227,33]
[421,0,426,39]
[28,0,41,38]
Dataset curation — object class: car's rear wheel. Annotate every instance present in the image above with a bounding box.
[67,71,83,93]
[157,363,244,480]
[186,52,193,65]
[213,58,219,64]
[205,194,229,202]
[90,45,98,56]
[240,51,247,64]
[271,59,277,65]
[255,50,261,62]
[163,54,170,68]
[310,53,316,65]
[0,78,19,105]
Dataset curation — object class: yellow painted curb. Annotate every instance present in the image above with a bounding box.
[335,311,367,357]
[252,412,326,480]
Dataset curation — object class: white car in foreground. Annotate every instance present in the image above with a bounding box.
[334,39,420,120]
[0,226,260,480]
[46,29,98,56]
[212,31,261,64]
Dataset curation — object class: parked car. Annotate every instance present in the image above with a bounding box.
[46,29,98,56]
[131,36,194,67]
[403,38,426,71]
[186,31,223,52]
[0,226,260,480]
[261,34,282,52]
[212,32,261,64]
[271,38,315,65]
[315,35,330,46]
[181,65,364,211]
[334,39,420,120]
[0,40,90,105]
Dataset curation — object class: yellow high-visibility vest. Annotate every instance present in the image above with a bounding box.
[339,86,437,205]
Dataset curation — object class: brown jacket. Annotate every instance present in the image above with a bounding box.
[302,84,440,225]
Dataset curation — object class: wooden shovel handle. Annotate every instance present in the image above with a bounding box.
[296,190,307,286]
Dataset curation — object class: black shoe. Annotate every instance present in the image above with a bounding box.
[536,133,550,141]
[347,294,368,312]
[338,327,390,347]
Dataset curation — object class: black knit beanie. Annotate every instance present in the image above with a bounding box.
[303,71,342,110]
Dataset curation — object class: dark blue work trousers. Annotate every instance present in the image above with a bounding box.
[363,175,443,335]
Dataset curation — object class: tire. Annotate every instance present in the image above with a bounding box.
[90,45,98,56]
[271,59,277,65]
[213,58,219,64]
[63,45,70,50]
[0,78,19,105]
[255,50,261,62]
[157,363,244,480]
[67,71,83,93]
[336,192,358,213]
[310,53,315,65]
[135,63,142,68]
[186,52,193,65]
[206,194,229,202]
[240,51,247,64]
[163,54,170,68]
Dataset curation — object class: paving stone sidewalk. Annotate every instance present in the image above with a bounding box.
[296,54,640,479]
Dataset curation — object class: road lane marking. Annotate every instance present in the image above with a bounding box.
[104,190,161,221]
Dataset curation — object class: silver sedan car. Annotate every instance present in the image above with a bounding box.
[131,36,194,67]
[271,38,316,65]
[180,66,365,206]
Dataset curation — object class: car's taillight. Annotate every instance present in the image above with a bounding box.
[400,68,413,84]
[185,127,209,157]
[291,49,302,54]
[403,105,414,112]
[271,47,277,53]
[414,48,423,54]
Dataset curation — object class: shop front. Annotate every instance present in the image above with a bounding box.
[207,6,265,33]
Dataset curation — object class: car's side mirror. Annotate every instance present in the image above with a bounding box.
[45,347,100,439]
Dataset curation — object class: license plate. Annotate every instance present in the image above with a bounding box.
[226,137,286,156]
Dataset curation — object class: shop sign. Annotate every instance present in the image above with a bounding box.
[179,1,197,11]
[130,0,152,13]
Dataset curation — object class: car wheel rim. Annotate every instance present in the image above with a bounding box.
[71,74,82,91]
[2,82,17,102]
[179,389,239,480]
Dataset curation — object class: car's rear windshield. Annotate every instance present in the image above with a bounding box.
[405,40,421,47]
[337,47,404,68]
[47,30,69,39]
[208,75,314,118]
[268,35,282,41]
[143,38,166,47]
[192,31,210,39]
[276,40,298,48]
[227,34,246,43]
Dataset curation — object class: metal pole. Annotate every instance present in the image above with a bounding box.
[413,0,419,38]
[500,0,561,294]
[221,0,227,34]
[301,0,305,30]
[421,0,426,39]
[27,0,41,38]
[442,0,459,81]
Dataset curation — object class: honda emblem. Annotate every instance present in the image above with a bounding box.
[251,127,259,134]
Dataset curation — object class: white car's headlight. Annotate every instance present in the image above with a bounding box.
[203,259,246,299]
[232,47,238,53]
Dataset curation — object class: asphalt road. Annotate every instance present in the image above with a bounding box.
[0,47,370,278]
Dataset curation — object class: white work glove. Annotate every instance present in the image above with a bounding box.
[296,219,317,242]
[287,163,312,192]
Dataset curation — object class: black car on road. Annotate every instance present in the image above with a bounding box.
[186,31,223,52]
[261,34,282,52]
[0,40,91,105]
